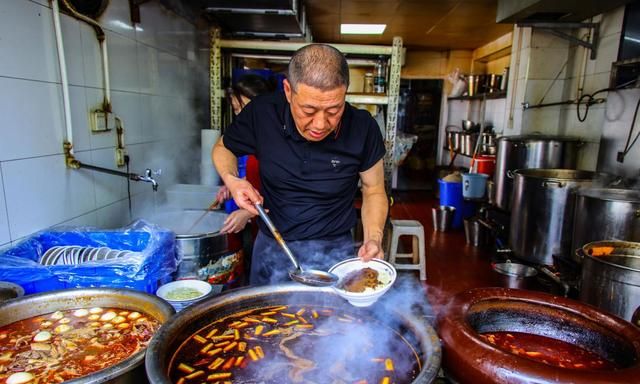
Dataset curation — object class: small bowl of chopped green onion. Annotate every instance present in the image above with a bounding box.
[156,280,212,312]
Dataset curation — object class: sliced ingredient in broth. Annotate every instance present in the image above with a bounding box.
[0,307,160,383]
[169,305,421,383]
[480,331,618,370]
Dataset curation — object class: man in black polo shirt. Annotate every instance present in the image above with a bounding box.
[212,44,388,286]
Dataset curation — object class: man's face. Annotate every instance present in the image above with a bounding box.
[283,79,347,142]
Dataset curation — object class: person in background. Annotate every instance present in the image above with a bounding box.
[212,44,388,286]
[216,74,272,234]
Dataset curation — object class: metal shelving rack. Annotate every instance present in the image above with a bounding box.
[208,30,403,191]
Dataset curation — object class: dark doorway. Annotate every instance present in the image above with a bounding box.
[395,79,443,191]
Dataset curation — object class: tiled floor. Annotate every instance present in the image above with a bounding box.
[389,191,531,315]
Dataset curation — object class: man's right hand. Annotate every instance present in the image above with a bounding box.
[225,175,263,215]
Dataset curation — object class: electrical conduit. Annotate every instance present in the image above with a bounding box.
[60,0,111,111]
[50,0,74,156]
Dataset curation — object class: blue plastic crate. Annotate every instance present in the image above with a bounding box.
[0,221,177,295]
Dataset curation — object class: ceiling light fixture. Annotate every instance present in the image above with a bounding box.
[340,24,386,35]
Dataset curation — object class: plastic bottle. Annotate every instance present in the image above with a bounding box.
[374,56,386,94]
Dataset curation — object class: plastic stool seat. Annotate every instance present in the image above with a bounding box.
[389,219,426,281]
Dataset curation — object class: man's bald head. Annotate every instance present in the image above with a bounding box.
[287,44,349,92]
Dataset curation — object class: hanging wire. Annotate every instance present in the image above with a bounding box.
[619,96,640,161]
[576,78,638,122]
[125,155,132,218]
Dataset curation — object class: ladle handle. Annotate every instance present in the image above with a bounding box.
[255,203,301,271]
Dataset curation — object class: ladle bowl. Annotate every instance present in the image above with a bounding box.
[255,203,339,287]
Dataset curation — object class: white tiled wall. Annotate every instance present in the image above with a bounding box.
[597,88,640,178]
[503,6,627,171]
[0,0,208,249]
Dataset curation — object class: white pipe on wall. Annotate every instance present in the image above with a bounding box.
[101,40,111,108]
[60,0,111,110]
[51,0,74,153]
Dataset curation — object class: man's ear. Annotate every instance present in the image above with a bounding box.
[283,79,293,103]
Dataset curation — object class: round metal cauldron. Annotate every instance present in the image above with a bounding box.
[579,240,640,321]
[149,210,242,283]
[437,288,640,384]
[494,135,582,211]
[509,169,599,265]
[572,189,640,264]
[145,284,442,384]
[0,288,175,383]
[0,281,24,303]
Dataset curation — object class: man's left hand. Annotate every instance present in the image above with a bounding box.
[358,239,384,262]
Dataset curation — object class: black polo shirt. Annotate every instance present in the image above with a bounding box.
[222,91,385,241]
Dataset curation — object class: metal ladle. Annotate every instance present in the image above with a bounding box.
[254,203,339,287]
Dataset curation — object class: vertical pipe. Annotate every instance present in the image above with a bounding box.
[100,39,111,110]
[51,0,74,153]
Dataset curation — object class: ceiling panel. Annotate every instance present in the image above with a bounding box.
[305,0,514,50]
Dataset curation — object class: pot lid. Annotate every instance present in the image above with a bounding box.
[497,134,582,142]
[578,188,640,203]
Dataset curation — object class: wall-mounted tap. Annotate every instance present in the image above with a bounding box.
[71,160,161,192]
[131,169,159,191]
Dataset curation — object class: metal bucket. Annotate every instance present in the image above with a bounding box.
[572,188,640,264]
[579,240,640,322]
[464,217,489,247]
[492,262,538,289]
[432,206,456,232]
[148,210,243,284]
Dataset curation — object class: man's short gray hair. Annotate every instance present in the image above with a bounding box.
[287,44,349,92]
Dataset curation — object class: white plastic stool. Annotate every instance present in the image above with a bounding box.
[388,219,426,281]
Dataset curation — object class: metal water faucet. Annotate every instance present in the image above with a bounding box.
[132,168,159,191]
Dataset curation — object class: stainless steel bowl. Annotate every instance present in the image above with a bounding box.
[0,288,175,384]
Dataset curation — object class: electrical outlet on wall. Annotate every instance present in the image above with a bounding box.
[115,148,127,167]
[90,110,114,132]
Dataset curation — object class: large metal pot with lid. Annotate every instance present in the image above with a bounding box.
[572,188,640,264]
[0,288,175,383]
[494,135,582,211]
[509,169,600,265]
[148,210,243,284]
[579,240,640,322]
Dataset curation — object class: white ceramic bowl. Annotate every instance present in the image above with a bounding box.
[328,258,397,307]
[156,279,212,312]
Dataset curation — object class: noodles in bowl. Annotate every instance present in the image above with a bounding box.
[328,258,397,307]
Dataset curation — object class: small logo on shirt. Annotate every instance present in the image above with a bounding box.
[331,157,341,171]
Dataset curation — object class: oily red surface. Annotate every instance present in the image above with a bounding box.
[437,288,640,384]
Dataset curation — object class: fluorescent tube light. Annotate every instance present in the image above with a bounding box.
[340,24,386,35]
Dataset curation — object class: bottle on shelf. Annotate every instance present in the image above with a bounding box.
[374,56,386,94]
[364,72,374,93]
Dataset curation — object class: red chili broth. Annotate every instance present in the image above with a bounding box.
[480,331,618,370]
[169,305,422,384]
[0,307,159,383]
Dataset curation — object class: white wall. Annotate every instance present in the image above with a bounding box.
[503,6,628,171]
[0,0,209,248]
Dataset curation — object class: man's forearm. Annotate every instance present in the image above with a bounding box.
[212,137,239,184]
[361,189,388,245]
